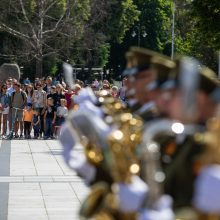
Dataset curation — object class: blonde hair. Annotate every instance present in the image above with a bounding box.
[74,84,81,90]
[60,99,67,106]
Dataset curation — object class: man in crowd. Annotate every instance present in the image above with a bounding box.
[10,82,27,138]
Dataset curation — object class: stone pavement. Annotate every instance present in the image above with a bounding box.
[0,139,89,220]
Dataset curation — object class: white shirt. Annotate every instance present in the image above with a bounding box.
[57,106,68,117]
[7,86,14,95]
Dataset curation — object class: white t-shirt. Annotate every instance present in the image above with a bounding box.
[33,89,46,108]
[57,106,68,117]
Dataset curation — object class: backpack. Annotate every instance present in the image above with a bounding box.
[10,91,26,107]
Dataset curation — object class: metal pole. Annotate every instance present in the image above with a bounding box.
[171,0,175,60]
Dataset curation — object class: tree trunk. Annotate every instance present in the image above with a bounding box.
[36,56,43,78]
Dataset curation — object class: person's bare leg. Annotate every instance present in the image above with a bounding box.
[20,121,23,136]
[14,121,18,136]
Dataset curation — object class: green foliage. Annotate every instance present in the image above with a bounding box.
[108,0,173,76]
[0,0,92,77]
[106,0,140,43]
[191,0,220,50]
[1,0,219,77]
[118,0,140,42]
[173,0,220,71]
[97,43,110,67]
[132,0,172,52]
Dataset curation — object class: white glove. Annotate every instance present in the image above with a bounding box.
[74,87,97,104]
[193,164,220,214]
[114,175,148,213]
[138,195,174,220]
[78,101,104,118]
[69,150,96,184]
[60,122,80,163]
[60,122,96,184]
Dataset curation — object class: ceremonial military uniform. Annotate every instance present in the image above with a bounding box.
[122,50,220,219]
[60,47,220,220]
[152,59,220,219]
[122,47,176,122]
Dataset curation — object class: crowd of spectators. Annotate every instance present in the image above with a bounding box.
[0,76,122,140]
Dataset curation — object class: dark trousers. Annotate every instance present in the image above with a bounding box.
[34,126,40,137]
[45,118,53,138]
[24,121,31,137]
[39,108,45,135]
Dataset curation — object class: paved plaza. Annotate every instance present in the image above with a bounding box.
[0,139,89,220]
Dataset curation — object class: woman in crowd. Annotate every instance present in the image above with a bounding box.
[25,84,34,106]
[53,84,65,108]
[64,85,74,110]
[0,84,10,137]
[32,82,47,137]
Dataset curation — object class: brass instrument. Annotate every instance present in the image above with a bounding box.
[78,97,144,220]
[140,119,181,208]
[140,119,204,220]
[195,116,220,166]
[62,65,143,219]
[194,114,220,220]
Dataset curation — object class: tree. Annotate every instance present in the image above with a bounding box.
[191,0,220,50]
[68,0,139,72]
[0,0,90,77]
[0,0,140,78]
[172,0,220,71]
[108,0,173,77]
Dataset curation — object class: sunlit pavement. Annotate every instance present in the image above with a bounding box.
[0,139,89,220]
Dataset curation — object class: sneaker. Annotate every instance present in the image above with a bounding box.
[14,134,19,139]
[2,134,8,139]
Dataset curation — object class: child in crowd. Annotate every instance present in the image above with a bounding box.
[55,99,68,136]
[33,109,40,139]
[23,103,34,139]
[44,97,56,139]
[56,99,68,125]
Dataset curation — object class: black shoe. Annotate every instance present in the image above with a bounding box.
[7,133,13,140]
[14,134,19,139]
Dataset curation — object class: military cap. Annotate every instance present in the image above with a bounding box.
[129,47,157,66]
[150,55,176,90]
[157,56,220,102]
[125,51,135,68]
[122,47,157,77]
[199,67,219,94]
[157,56,199,91]
[199,67,220,102]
